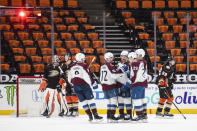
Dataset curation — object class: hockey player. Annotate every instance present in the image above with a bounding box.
[130,49,148,122]
[116,50,132,121]
[60,53,79,117]
[39,55,67,117]
[68,53,103,122]
[100,52,127,122]
[156,56,176,118]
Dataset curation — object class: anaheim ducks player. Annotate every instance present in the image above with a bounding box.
[68,53,103,122]
[156,56,176,118]
[39,55,66,117]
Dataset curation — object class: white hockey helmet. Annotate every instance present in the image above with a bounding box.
[104,52,114,60]
[52,55,60,63]
[135,49,145,58]
[75,53,85,62]
[128,52,137,59]
[120,50,129,57]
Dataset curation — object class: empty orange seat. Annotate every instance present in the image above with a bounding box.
[146,41,155,48]
[78,17,88,23]
[193,18,197,25]
[193,56,197,63]
[167,18,177,26]
[138,33,149,40]
[146,49,155,56]
[179,33,187,41]
[84,25,95,31]
[121,11,132,18]
[22,40,34,46]
[128,1,139,8]
[174,56,184,63]
[165,41,175,50]
[68,25,79,32]
[10,17,20,23]
[158,25,168,33]
[96,48,107,54]
[59,11,69,16]
[56,48,67,55]
[31,56,42,63]
[53,0,64,7]
[193,41,197,48]
[180,18,187,25]
[74,32,86,40]
[142,0,152,8]
[180,41,190,48]
[0,16,6,23]
[177,12,186,19]
[176,64,186,72]
[190,12,197,18]
[39,0,50,6]
[65,40,77,48]
[25,47,37,56]
[13,24,24,30]
[41,48,52,55]
[173,25,183,33]
[1,56,5,63]
[124,18,135,27]
[86,55,96,64]
[33,64,45,73]
[164,11,174,18]
[0,24,11,31]
[38,40,49,47]
[54,40,63,47]
[0,0,8,6]
[17,32,29,40]
[70,48,80,55]
[19,63,31,74]
[93,40,103,48]
[25,0,36,6]
[87,33,99,40]
[194,1,197,8]
[168,0,179,8]
[149,56,160,63]
[116,1,127,9]
[181,0,191,8]
[188,49,197,55]
[43,55,52,64]
[92,64,100,73]
[189,25,197,33]
[38,17,48,24]
[190,64,197,71]
[11,0,22,6]
[83,48,94,54]
[61,32,72,40]
[12,48,24,55]
[74,11,85,17]
[54,17,63,24]
[152,11,162,18]
[65,17,76,24]
[79,40,90,48]
[3,32,15,40]
[43,24,52,31]
[170,49,181,56]
[99,55,104,64]
[156,18,164,25]
[68,0,78,8]
[14,55,26,62]
[46,32,58,40]
[28,24,39,30]
[26,18,36,24]
[155,1,165,8]
[158,64,162,71]
[9,40,20,47]
[1,64,10,71]
[32,32,43,40]
[162,33,173,40]
[56,24,66,31]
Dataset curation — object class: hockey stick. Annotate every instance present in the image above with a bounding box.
[164,88,186,120]
[88,57,101,84]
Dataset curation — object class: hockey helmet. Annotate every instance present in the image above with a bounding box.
[65,53,71,61]
[167,56,175,65]
[52,55,60,63]
[104,52,114,60]
[128,52,137,59]
[135,49,145,58]
[75,53,85,62]
[120,50,129,57]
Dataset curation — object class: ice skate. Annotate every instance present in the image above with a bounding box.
[93,113,103,122]
[58,109,64,117]
[88,113,93,122]
[156,111,164,118]
[117,114,125,122]
[164,112,174,118]
[132,115,143,122]
[41,109,49,117]
[124,114,131,121]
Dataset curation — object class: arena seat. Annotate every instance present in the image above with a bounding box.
[67,25,79,32]
[19,63,31,74]
[165,40,175,50]
[96,48,107,54]
[176,64,186,72]
[32,32,44,40]
[116,1,127,9]
[13,24,25,31]
[87,33,99,40]
[56,24,66,31]
[12,48,24,55]
[146,48,155,56]
[121,11,132,18]
[68,0,78,8]
[74,32,86,40]
[168,0,179,9]
[69,48,81,55]
[124,18,136,27]
[181,1,191,8]
[190,64,197,72]
[158,25,169,33]
[155,1,165,9]
[173,25,183,33]
[43,55,52,64]
[11,0,22,6]
[1,64,10,72]
[146,41,155,48]
[56,48,67,55]
[54,17,63,24]
[83,48,94,54]
[54,40,63,47]
[38,17,48,24]
[53,0,64,8]
[38,40,49,48]
[0,0,8,6]
[28,24,40,31]
[174,56,184,63]
[61,32,72,40]
[65,40,77,48]
[164,11,175,18]
[33,64,45,73]
[92,40,103,48]
[167,18,177,26]
[9,40,20,47]
[14,55,26,62]
[74,11,85,17]
[128,1,139,9]
[0,24,10,31]
[86,55,96,64]
[162,33,173,41]
[170,49,181,56]
[138,33,149,40]
[156,18,164,25]
[39,0,50,7]
[77,17,88,24]
[177,11,186,19]
[149,56,160,63]
[142,0,152,9]
[1,56,5,63]
[3,32,15,40]
[59,11,70,17]
[179,33,187,41]
[41,48,52,55]
[79,40,90,48]
[22,40,34,46]
[47,32,58,40]
[25,47,37,56]
[30,55,42,63]
[99,55,104,64]
[65,17,76,25]
[180,41,189,49]
[43,24,52,31]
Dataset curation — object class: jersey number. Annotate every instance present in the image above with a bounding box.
[101,71,108,81]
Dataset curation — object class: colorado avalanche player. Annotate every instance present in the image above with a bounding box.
[68,53,103,122]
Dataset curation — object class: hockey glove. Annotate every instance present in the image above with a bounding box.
[56,85,62,93]
[92,81,98,89]
[120,65,128,72]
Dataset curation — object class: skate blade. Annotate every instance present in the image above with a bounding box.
[156,115,164,118]
[163,116,174,119]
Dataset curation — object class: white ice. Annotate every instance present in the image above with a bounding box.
[0,114,196,131]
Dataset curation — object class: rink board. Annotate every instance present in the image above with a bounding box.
[0,84,197,115]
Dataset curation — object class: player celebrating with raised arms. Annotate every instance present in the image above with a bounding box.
[68,53,103,122]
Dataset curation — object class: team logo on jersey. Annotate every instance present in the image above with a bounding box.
[48,70,59,77]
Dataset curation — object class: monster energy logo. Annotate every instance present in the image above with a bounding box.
[4,86,16,106]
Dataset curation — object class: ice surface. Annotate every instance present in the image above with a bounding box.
[0,114,196,131]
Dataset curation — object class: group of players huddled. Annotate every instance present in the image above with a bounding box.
[38,48,176,123]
